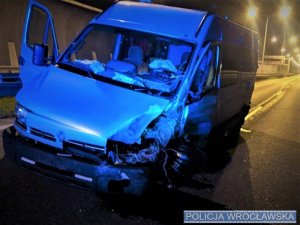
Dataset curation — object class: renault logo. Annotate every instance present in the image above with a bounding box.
[57,131,65,143]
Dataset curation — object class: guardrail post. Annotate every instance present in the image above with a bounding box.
[8,42,19,67]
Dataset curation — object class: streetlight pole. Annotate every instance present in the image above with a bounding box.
[281,25,286,56]
[261,17,269,75]
[247,5,290,75]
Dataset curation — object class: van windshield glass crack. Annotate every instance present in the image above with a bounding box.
[59,25,194,97]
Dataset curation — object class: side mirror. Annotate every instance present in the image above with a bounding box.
[33,44,48,66]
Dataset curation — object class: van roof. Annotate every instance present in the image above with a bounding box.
[92,1,207,42]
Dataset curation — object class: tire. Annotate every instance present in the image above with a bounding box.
[208,105,249,150]
[225,119,243,148]
[165,140,208,180]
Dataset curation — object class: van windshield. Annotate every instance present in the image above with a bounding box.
[59,25,194,97]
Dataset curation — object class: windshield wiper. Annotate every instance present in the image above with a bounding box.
[83,67,94,79]
[57,62,94,79]
[132,77,154,95]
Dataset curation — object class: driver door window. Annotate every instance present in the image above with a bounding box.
[27,6,54,64]
[190,46,219,99]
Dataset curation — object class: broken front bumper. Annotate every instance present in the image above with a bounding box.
[3,126,149,195]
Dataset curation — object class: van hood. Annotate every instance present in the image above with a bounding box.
[17,66,170,144]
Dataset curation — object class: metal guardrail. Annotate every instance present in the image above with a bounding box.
[0,73,20,81]
[0,72,22,97]
[0,42,22,97]
[0,67,19,74]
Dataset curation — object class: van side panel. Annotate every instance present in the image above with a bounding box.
[216,18,258,125]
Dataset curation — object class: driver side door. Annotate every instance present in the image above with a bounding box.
[19,0,59,86]
[184,45,220,136]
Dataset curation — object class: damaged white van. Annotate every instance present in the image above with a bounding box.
[3,0,258,195]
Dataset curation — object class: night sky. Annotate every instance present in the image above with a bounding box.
[77,0,300,57]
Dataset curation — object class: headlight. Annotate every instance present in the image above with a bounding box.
[15,103,28,125]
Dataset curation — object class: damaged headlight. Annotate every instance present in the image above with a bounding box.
[107,115,177,165]
[15,103,28,127]
[106,139,155,164]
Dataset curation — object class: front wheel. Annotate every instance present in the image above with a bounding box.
[208,106,249,150]
[162,140,208,183]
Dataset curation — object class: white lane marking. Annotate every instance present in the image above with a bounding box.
[245,106,263,121]
[240,128,252,133]
[0,123,13,130]
[246,76,300,120]
[250,77,294,112]
[250,81,285,112]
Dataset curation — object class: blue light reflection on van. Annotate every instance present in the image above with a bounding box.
[3,0,258,195]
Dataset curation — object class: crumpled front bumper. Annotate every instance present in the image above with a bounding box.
[3,126,149,195]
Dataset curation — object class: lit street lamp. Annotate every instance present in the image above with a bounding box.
[271,36,278,43]
[247,5,291,74]
[247,6,257,19]
[279,5,291,19]
[279,5,291,56]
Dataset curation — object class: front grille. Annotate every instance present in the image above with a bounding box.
[29,127,56,142]
[65,140,105,152]
[64,140,105,164]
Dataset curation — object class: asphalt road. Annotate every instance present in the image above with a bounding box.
[208,75,300,210]
[251,76,294,108]
[0,75,299,225]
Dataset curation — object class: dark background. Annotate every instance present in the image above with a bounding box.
[78,0,300,56]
